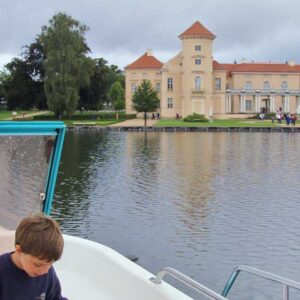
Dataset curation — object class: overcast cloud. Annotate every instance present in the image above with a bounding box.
[1,0,300,69]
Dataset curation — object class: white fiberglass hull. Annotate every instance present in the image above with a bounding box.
[56,235,192,300]
[0,230,192,299]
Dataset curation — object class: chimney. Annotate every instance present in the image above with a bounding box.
[146,49,153,56]
[288,60,295,66]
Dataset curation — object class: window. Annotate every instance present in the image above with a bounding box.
[156,82,161,92]
[263,81,270,90]
[281,81,288,90]
[142,72,148,77]
[195,59,201,65]
[167,77,173,91]
[167,97,173,109]
[131,83,137,93]
[245,100,252,111]
[195,45,201,51]
[244,81,252,90]
[215,78,221,90]
[195,76,201,90]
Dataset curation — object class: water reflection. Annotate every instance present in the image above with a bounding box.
[51,131,300,299]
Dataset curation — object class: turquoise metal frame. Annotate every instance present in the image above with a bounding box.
[0,121,66,215]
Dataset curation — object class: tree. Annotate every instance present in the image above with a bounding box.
[79,58,110,110]
[108,81,125,112]
[40,12,93,118]
[131,80,159,126]
[5,58,36,109]
[0,68,10,101]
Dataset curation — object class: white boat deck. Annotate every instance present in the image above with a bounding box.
[0,229,192,300]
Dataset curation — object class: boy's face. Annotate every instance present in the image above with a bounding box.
[19,253,53,277]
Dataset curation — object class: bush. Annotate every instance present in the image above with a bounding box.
[33,112,136,121]
[183,113,208,122]
[247,113,275,120]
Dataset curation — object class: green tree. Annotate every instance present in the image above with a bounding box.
[0,68,10,102]
[5,58,36,109]
[108,81,125,112]
[40,12,93,118]
[79,58,109,110]
[131,79,159,126]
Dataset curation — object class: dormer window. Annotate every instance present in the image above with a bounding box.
[195,45,201,51]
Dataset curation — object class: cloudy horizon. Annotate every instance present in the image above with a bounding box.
[1,0,300,70]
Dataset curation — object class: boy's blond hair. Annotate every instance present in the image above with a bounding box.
[15,213,64,262]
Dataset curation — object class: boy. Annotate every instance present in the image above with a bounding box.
[0,214,68,300]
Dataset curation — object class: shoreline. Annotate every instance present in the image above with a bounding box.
[67,125,300,132]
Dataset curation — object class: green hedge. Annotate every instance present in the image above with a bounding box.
[247,113,276,120]
[33,112,136,120]
[183,113,208,122]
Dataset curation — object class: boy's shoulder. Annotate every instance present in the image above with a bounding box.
[0,252,11,264]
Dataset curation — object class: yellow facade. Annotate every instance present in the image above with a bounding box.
[125,21,300,117]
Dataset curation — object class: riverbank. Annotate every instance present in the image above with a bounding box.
[68,125,300,132]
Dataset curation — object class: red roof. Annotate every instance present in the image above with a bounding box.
[125,52,163,69]
[179,21,215,39]
[213,60,227,71]
[222,63,300,74]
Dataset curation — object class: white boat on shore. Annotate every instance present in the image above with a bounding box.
[1,122,300,299]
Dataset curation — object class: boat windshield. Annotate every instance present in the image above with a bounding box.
[0,122,65,230]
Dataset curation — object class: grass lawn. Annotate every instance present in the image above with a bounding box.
[64,120,122,126]
[155,119,283,127]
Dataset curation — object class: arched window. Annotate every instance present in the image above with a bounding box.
[245,81,252,90]
[195,76,201,90]
[263,81,270,90]
[281,81,288,90]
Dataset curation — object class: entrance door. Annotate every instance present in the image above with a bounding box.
[261,98,270,113]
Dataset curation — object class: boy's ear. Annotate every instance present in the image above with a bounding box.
[15,244,22,253]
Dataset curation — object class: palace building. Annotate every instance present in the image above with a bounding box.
[125,21,300,117]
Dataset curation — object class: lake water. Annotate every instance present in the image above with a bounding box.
[51,131,300,299]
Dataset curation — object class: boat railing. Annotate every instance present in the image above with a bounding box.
[150,267,228,300]
[222,265,300,300]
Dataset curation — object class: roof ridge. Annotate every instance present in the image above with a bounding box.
[125,52,163,69]
[179,20,215,39]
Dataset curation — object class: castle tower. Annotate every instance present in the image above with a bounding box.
[179,21,216,116]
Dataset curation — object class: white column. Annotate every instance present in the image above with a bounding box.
[226,94,230,113]
[270,95,275,112]
[240,94,245,112]
[284,95,290,112]
[297,96,300,114]
[256,95,261,112]
[243,95,246,112]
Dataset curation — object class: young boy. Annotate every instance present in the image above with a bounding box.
[0,213,68,299]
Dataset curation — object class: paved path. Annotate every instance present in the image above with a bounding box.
[109,118,158,127]
[3,111,49,121]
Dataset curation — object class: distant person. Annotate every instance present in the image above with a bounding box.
[0,213,68,299]
[152,113,155,120]
[176,113,180,120]
[156,112,160,120]
[291,114,297,126]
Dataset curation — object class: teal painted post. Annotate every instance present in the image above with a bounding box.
[43,126,66,215]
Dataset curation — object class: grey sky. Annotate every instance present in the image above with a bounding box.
[1,0,300,69]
